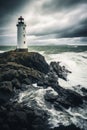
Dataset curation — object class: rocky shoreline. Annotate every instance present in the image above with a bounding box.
[0,50,87,130]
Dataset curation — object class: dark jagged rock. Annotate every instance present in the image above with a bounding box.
[44,89,58,103]
[45,86,83,109]
[12,78,21,89]
[0,91,13,105]
[0,51,47,106]
[56,87,83,108]
[0,81,13,92]
[0,62,45,105]
[37,71,59,88]
[23,78,32,85]
[51,124,81,130]
[0,51,49,74]
[0,81,13,105]
[50,62,71,80]
[0,104,49,130]
[81,87,87,95]
[0,62,45,85]
[0,50,85,130]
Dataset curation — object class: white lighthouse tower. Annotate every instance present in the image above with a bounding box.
[16,16,28,52]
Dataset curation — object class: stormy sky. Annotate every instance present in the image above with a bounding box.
[0,0,87,45]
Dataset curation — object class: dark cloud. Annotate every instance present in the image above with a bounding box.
[0,0,87,45]
[58,18,87,38]
[58,26,87,38]
[0,0,33,25]
[42,0,87,13]
[29,17,87,39]
[0,0,31,15]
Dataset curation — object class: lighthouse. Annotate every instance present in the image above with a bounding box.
[16,16,28,52]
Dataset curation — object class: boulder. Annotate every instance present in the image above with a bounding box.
[0,81,13,92]
[44,89,58,103]
[50,62,71,81]
[45,86,83,109]
[0,62,45,85]
[0,81,13,104]
[23,78,31,85]
[0,51,49,74]
[0,104,49,130]
[81,87,87,95]
[37,71,58,88]
[12,78,21,89]
[56,88,83,109]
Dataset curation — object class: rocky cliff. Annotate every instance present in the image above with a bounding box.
[0,50,86,130]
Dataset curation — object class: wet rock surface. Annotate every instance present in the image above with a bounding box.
[45,86,83,109]
[0,51,49,74]
[0,50,86,130]
[51,124,81,130]
[0,104,49,130]
[50,62,71,81]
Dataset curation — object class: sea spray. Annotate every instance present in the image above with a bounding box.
[17,84,87,129]
[46,52,87,92]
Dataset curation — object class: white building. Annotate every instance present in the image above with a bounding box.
[16,16,28,52]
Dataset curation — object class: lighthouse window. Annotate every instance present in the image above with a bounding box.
[23,27,25,30]
[24,41,25,44]
[23,34,25,37]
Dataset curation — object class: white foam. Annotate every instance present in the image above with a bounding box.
[17,83,87,129]
[18,86,58,107]
[18,85,70,127]
[47,52,87,91]
[0,50,5,53]
[66,107,87,130]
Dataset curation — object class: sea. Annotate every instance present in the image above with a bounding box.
[0,45,87,129]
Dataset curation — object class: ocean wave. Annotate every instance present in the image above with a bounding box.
[45,52,87,92]
[17,85,71,127]
[17,84,87,130]
[0,50,5,53]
